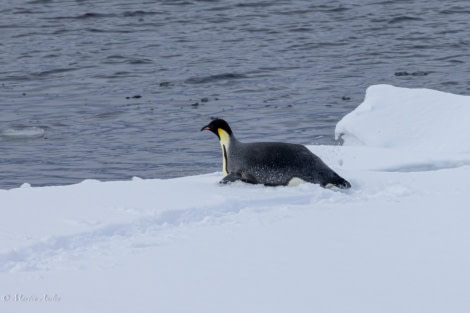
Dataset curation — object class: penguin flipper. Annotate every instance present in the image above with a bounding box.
[220,172,242,184]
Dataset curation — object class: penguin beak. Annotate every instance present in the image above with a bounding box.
[201,125,210,131]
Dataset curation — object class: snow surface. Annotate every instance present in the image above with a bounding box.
[1,84,470,313]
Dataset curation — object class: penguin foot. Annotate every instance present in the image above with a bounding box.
[220,172,242,184]
[220,172,259,185]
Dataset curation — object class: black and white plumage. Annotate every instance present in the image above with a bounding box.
[201,119,351,189]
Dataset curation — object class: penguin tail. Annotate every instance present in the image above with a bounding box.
[326,175,351,189]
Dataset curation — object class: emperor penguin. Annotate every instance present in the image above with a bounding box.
[201,119,351,188]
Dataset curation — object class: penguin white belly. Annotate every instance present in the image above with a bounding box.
[287,177,306,186]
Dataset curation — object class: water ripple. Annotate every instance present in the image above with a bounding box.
[185,73,248,84]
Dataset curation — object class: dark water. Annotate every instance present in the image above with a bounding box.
[1,0,469,189]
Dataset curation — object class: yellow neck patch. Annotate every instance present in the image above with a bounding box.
[217,128,231,175]
[217,128,231,147]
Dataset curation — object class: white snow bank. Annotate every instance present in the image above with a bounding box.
[335,84,470,172]
[336,84,470,154]
[1,85,470,313]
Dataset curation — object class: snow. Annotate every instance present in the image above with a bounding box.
[1,84,470,313]
[336,84,470,154]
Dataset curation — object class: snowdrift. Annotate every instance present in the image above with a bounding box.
[1,85,470,313]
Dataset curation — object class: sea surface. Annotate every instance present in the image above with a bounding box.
[1,0,469,189]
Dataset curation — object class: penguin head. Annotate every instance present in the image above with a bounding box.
[202,119,233,176]
[200,119,233,139]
